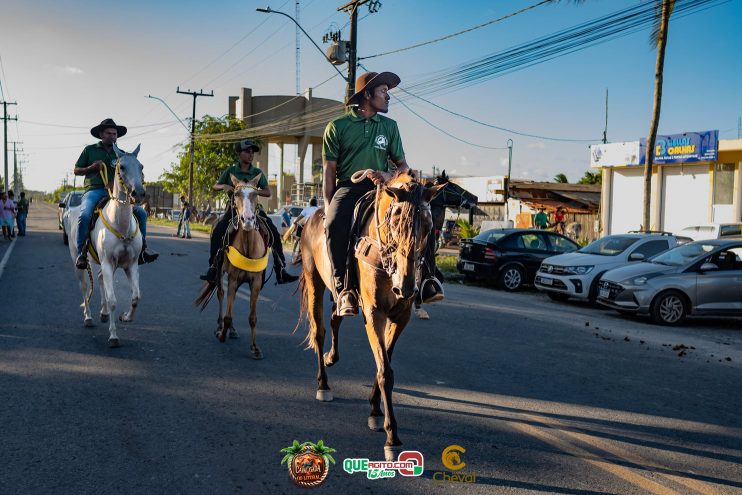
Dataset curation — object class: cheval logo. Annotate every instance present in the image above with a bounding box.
[343,450,424,479]
[433,444,476,483]
[280,440,335,488]
[374,134,388,150]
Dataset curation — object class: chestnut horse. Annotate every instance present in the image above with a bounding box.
[298,169,444,460]
[195,174,267,359]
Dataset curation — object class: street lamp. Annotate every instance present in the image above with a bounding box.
[256,7,349,85]
[506,139,513,224]
[145,95,190,132]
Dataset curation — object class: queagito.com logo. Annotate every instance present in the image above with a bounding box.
[343,450,424,479]
[433,444,476,483]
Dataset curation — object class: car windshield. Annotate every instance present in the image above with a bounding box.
[578,236,638,256]
[474,230,508,244]
[650,243,716,266]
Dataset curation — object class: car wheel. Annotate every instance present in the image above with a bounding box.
[547,292,569,302]
[650,290,687,326]
[63,230,68,245]
[498,265,524,291]
[587,273,606,305]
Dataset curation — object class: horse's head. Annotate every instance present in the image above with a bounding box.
[230,173,261,231]
[431,170,478,210]
[380,170,446,300]
[112,143,145,203]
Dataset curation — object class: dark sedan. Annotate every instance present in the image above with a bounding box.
[457,229,580,291]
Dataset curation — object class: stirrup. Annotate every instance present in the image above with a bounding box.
[75,253,88,270]
[336,290,358,317]
[420,277,444,304]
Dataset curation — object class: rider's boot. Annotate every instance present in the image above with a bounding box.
[199,265,218,283]
[138,239,159,265]
[273,249,299,284]
[332,277,358,317]
[419,276,444,304]
[75,243,89,270]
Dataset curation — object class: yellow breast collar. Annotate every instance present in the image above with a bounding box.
[225,246,269,272]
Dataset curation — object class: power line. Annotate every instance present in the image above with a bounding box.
[17,119,179,129]
[359,0,554,61]
[404,0,724,97]
[395,86,598,143]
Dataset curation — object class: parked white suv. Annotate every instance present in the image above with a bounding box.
[535,233,680,303]
[677,223,742,241]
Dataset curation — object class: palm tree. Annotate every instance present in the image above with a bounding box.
[553,173,569,184]
[313,440,336,466]
[578,170,601,184]
[280,440,304,466]
[643,0,675,231]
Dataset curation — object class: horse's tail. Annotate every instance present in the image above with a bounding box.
[293,271,317,351]
[194,281,217,311]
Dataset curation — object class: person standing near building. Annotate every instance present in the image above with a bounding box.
[73,118,158,269]
[16,191,29,236]
[0,191,12,240]
[181,201,192,239]
[533,207,549,229]
[322,71,443,317]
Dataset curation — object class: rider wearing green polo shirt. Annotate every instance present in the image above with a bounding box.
[322,71,443,317]
[199,139,298,284]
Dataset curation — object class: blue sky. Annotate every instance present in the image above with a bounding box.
[1,0,740,192]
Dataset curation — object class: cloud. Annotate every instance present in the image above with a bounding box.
[48,64,84,75]
[528,141,545,149]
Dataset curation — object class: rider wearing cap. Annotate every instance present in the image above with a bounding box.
[323,71,443,317]
[73,118,158,269]
[200,139,299,284]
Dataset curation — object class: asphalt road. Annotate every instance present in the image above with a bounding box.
[1,203,741,495]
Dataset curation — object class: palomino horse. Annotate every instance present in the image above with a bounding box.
[67,144,145,347]
[298,169,445,460]
[195,174,267,359]
[414,170,478,320]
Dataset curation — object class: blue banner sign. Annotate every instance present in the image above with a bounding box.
[640,130,718,164]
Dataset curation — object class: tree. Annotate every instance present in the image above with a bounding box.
[643,0,675,231]
[578,170,601,185]
[553,173,569,184]
[160,115,253,204]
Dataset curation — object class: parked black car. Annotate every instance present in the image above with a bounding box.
[457,229,580,291]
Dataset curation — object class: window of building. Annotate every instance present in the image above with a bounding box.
[713,163,735,205]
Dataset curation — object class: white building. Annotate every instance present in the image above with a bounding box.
[593,131,742,235]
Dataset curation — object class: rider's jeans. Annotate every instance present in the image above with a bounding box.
[76,188,148,255]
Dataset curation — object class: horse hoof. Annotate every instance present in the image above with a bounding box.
[315,389,333,402]
[84,318,94,328]
[415,308,429,320]
[368,415,384,432]
[118,313,131,322]
[251,350,264,360]
[323,352,339,367]
[108,338,120,348]
[228,329,239,339]
[100,314,109,323]
[384,445,402,462]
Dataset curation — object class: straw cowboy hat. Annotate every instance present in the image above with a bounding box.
[346,71,401,105]
[90,118,127,138]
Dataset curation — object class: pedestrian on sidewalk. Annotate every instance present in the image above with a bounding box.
[0,191,13,240]
[16,191,29,236]
[174,195,186,237]
[6,191,17,237]
[181,201,192,239]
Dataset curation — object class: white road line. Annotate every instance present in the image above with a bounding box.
[0,237,17,280]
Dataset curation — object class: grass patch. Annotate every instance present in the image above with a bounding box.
[148,217,212,233]
[436,254,458,274]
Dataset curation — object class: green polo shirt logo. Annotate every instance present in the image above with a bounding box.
[374,134,388,150]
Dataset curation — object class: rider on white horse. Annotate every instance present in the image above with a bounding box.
[73,118,158,269]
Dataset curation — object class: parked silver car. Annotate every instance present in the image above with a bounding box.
[597,240,742,325]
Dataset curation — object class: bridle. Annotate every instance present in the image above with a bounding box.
[230,184,258,230]
[100,158,142,205]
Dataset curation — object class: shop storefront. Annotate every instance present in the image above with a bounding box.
[592,131,742,235]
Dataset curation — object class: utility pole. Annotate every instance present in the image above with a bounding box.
[1,100,18,193]
[603,88,608,144]
[176,87,213,204]
[337,0,377,103]
[11,141,23,195]
[506,139,513,224]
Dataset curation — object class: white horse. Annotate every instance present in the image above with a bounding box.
[66,143,145,347]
